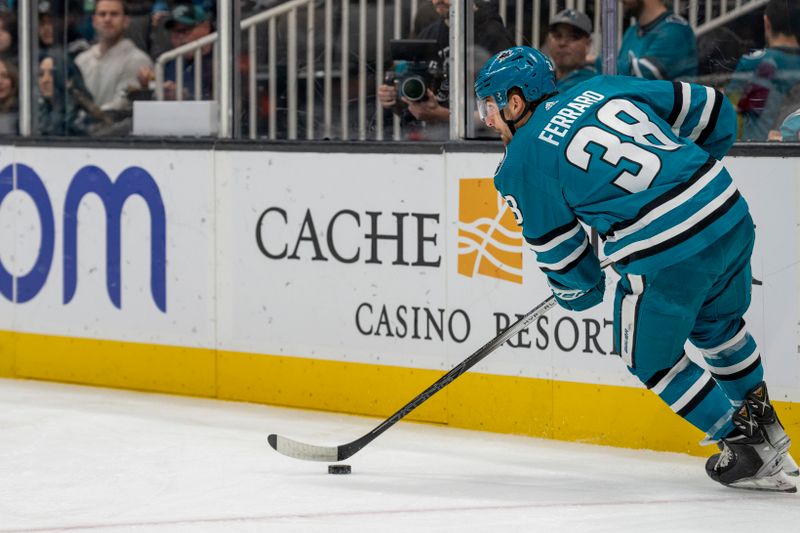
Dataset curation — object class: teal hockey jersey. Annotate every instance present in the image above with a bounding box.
[493,75,746,295]
[614,12,697,81]
[557,66,598,92]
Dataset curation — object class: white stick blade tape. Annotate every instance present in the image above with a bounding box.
[275,436,339,462]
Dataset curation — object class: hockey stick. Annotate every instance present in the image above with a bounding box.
[268,259,611,462]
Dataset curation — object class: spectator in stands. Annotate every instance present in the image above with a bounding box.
[0,10,16,59]
[148,1,215,59]
[65,0,94,56]
[39,1,56,52]
[76,0,153,111]
[608,0,697,81]
[123,0,157,54]
[545,9,596,92]
[137,1,214,100]
[38,1,90,57]
[725,0,800,141]
[38,48,113,137]
[38,53,87,136]
[377,0,513,140]
[411,0,439,37]
[0,56,17,134]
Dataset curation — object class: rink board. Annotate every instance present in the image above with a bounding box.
[0,145,798,457]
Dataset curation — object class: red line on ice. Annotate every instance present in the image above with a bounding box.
[0,496,760,532]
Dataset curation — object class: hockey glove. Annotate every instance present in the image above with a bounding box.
[548,271,606,312]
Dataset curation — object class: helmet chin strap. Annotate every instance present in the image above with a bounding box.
[500,102,534,135]
[500,92,558,135]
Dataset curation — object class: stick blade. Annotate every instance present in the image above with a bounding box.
[267,434,340,462]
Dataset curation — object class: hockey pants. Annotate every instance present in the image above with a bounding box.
[613,214,762,441]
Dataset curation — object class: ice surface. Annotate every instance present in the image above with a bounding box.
[0,378,797,532]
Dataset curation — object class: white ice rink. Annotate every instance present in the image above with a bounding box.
[1,378,798,533]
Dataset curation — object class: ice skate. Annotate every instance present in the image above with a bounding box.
[706,402,796,493]
[746,382,799,477]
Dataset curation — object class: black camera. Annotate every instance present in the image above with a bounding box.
[386,39,440,102]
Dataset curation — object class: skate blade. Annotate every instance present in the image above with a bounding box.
[727,471,797,493]
[781,453,799,477]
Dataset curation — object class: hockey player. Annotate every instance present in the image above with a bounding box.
[474,46,797,492]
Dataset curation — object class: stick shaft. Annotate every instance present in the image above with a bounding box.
[339,295,559,459]
[271,259,611,462]
[340,258,612,459]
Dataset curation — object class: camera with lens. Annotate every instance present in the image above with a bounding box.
[386,39,440,103]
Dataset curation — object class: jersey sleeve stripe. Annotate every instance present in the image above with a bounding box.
[526,221,582,253]
[694,90,724,145]
[688,87,717,141]
[539,239,591,274]
[669,82,692,135]
[525,219,579,246]
[536,236,588,271]
[608,186,741,265]
[666,82,683,124]
[607,157,718,239]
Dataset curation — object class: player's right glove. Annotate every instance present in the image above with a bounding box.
[548,271,606,312]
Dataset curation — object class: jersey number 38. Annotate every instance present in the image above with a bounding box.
[565,99,681,194]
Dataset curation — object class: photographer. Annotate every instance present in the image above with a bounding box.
[377,0,513,139]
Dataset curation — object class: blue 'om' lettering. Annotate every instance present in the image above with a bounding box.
[0,163,167,312]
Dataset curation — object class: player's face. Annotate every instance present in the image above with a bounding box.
[93,0,128,42]
[478,96,513,145]
[546,25,590,73]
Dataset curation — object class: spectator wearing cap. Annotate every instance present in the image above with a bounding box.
[148,0,215,58]
[38,1,55,52]
[138,1,214,100]
[75,0,153,111]
[545,9,596,92]
[38,0,92,57]
[609,0,697,81]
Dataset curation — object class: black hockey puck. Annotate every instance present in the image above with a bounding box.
[328,464,351,475]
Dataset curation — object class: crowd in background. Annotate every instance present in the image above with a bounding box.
[0,0,798,141]
[0,0,216,136]
[537,0,800,141]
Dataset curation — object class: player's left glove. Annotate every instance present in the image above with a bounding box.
[548,271,606,312]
